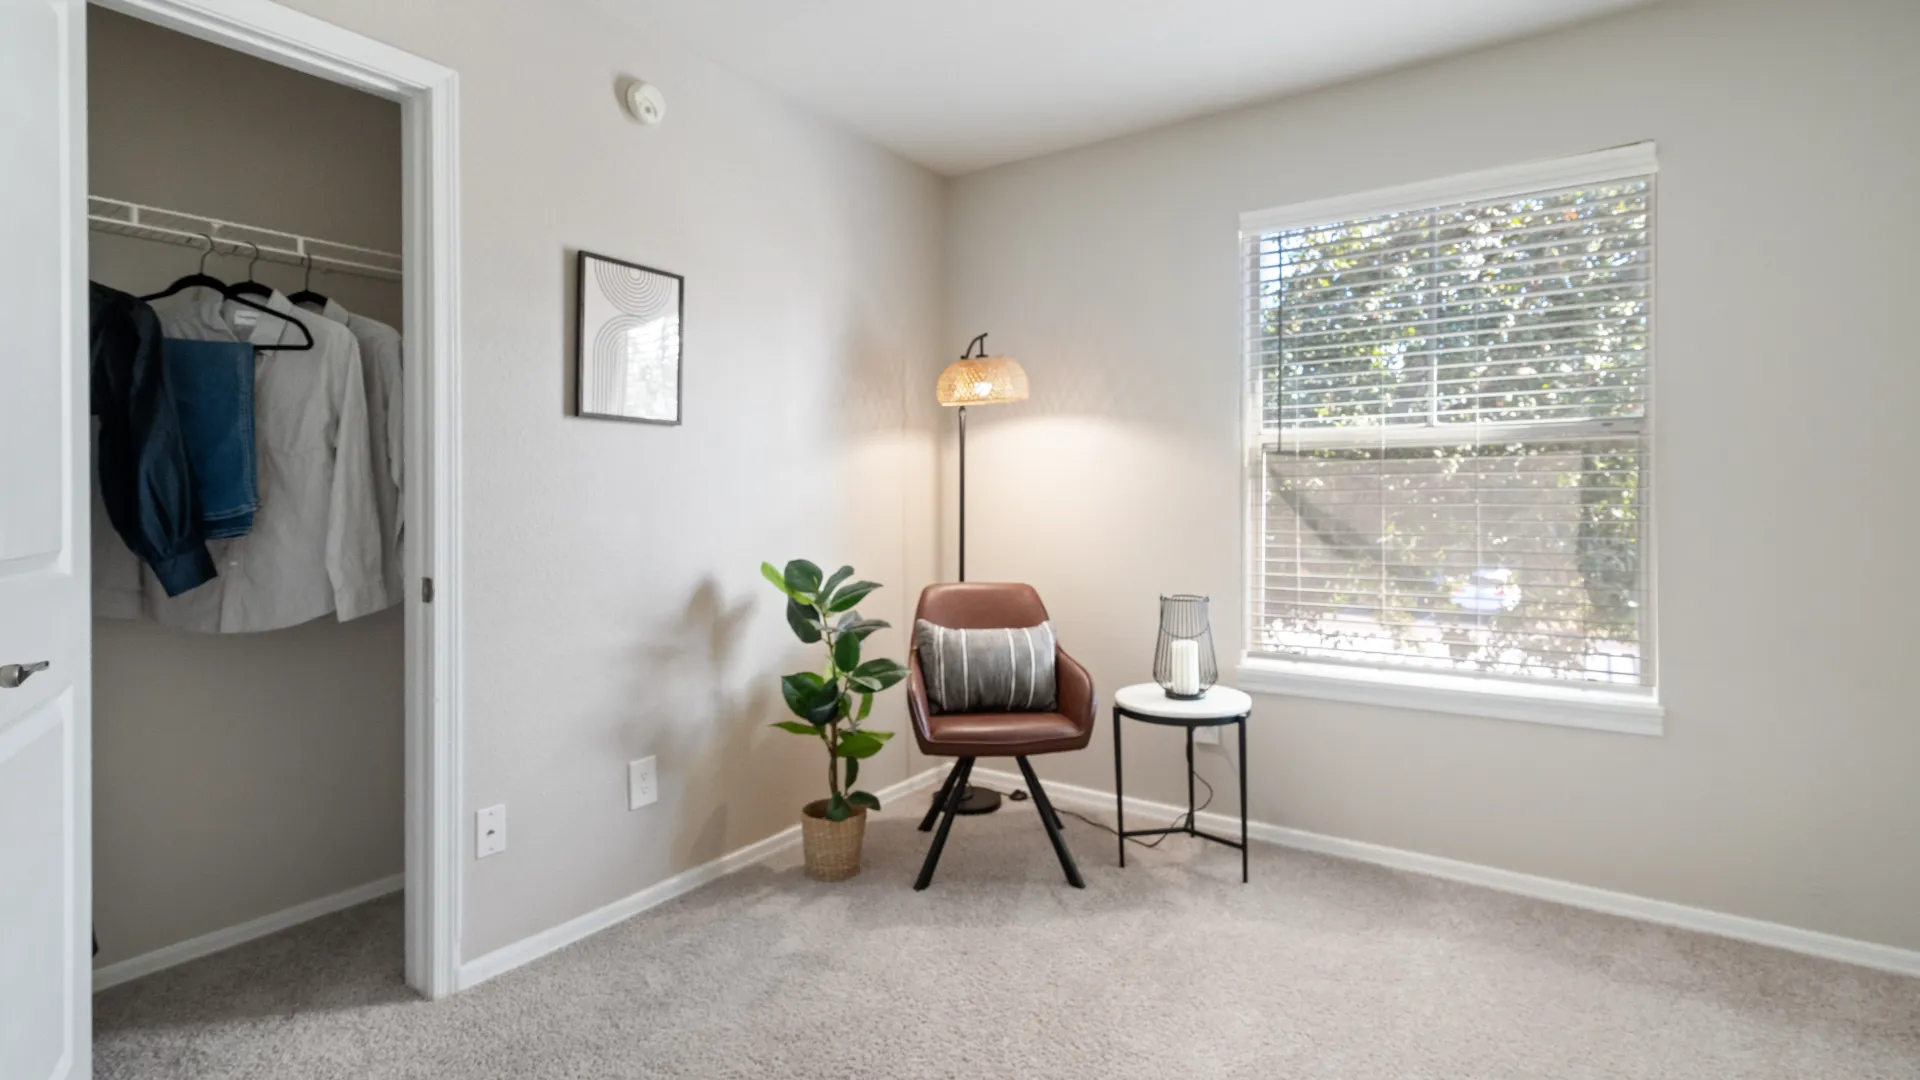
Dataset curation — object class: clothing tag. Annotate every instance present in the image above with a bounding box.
[230,306,261,331]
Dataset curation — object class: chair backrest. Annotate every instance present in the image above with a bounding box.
[914,582,1051,630]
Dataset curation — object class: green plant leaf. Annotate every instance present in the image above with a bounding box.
[785,598,822,644]
[806,694,840,726]
[847,790,882,811]
[832,631,861,673]
[820,565,854,604]
[850,658,907,692]
[857,692,873,721]
[760,561,798,600]
[824,793,852,822]
[780,671,824,715]
[843,756,859,789]
[769,720,819,735]
[826,581,880,613]
[783,559,823,599]
[780,672,838,725]
[835,729,887,759]
[838,616,890,641]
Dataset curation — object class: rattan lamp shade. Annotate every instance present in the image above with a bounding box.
[936,355,1029,406]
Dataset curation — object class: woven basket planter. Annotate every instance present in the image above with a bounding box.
[800,799,867,881]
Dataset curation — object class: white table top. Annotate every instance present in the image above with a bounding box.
[1113,682,1253,720]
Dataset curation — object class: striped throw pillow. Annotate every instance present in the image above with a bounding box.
[914,620,1058,714]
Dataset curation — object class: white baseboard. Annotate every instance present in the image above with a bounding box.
[93,873,405,993]
[456,766,949,991]
[970,767,1920,980]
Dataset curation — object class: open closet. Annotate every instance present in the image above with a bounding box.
[85,6,408,984]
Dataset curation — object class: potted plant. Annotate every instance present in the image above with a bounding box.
[761,559,908,881]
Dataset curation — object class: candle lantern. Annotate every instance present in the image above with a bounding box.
[1152,594,1217,700]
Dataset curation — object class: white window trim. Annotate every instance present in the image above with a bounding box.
[1239,141,1658,235]
[1237,655,1664,736]
[1240,144,1662,737]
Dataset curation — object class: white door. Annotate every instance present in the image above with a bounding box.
[0,1,92,1078]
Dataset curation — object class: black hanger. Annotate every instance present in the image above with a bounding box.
[140,232,231,300]
[227,240,275,300]
[140,235,314,352]
[288,253,329,310]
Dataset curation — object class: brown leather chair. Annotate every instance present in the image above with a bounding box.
[907,583,1095,889]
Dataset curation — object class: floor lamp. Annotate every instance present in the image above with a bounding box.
[935,332,1030,815]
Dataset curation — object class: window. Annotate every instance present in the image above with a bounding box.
[1240,146,1658,725]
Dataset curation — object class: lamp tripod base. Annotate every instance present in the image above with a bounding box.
[952,783,1001,815]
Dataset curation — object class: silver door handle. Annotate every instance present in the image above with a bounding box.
[0,661,50,689]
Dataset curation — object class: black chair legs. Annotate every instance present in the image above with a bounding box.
[1017,757,1085,888]
[918,759,967,833]
[914,757,974,890]
[915,757,1085,891]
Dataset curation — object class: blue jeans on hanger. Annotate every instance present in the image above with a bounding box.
[160,338,258,539]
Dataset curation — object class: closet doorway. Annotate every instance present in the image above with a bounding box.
[82,0,464,1003]
[0,6,458,1074]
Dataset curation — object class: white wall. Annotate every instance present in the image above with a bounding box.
[946,0,1920,950]
[256,0,946,960]
[87,8,404,968]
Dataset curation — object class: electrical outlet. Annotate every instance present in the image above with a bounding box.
[628,756,658,810]
[476,804,506,858]
[1194,725,1222,747]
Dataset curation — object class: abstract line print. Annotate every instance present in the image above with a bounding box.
[578,252,682,422]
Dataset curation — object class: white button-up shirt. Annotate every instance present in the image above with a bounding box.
[128,286,387,631]
[301,297,403,607]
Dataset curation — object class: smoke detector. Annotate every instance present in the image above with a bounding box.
[620,78,666,126]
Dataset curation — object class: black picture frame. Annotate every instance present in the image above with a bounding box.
[574,249,684,426]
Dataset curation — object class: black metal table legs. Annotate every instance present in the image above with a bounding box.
[1112,706,1250,883]
[1114,702,1127,869]
[1238,714,1248,884]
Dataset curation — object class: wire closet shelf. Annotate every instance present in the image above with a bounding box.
[87,195,402,282]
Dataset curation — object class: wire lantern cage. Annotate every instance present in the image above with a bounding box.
[1152,594,1217,700]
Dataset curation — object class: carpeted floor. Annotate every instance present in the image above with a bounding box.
[95,800,1920,1079]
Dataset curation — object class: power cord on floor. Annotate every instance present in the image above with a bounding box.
[975,772,1215,850]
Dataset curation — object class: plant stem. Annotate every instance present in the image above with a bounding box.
[826,719,841,800]
[822,613,843,802]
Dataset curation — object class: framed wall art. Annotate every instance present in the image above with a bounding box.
[575,250,684,425]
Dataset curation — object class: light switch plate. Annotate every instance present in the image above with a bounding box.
[476,804,506,858]
[629,756,657,810]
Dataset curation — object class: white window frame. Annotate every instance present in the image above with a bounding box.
[1236,145,1663,736]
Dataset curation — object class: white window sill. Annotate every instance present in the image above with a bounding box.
[1235,656,1664,736]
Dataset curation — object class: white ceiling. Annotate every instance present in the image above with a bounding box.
[609,0,1657,175]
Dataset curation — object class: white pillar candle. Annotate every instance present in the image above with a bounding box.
[1170,639,1200,696]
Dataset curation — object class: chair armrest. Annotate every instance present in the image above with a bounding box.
[906,650,933,750]
[1056,647,1096,736]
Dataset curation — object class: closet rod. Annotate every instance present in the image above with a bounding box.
[87,195,403,282]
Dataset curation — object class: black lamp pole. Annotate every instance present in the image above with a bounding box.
[949,335,999,814]
[957,404,967,581]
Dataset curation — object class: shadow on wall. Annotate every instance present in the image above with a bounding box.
[608,578,775,872]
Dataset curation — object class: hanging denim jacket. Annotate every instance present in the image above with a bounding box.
[89,283,216,596]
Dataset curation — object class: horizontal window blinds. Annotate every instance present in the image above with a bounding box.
[1244,164,1655,690]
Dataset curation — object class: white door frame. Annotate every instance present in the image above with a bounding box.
[90,0,466,999]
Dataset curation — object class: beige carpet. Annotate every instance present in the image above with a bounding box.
[95,800,1920,1079]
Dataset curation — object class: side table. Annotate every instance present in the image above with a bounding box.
[1112,682,1253,883]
